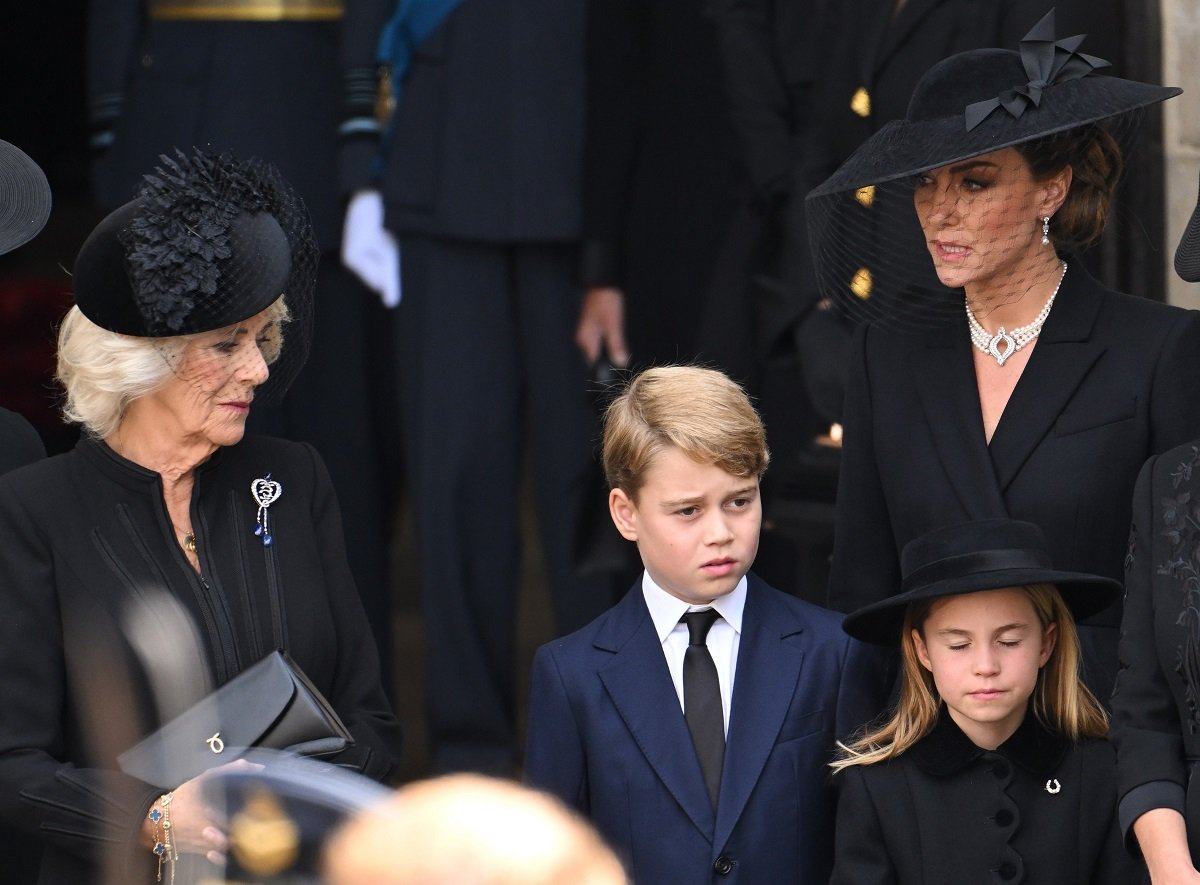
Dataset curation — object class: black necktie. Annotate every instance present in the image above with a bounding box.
[682,609,724,807]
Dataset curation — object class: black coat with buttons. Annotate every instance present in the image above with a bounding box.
[830,712,1137,884]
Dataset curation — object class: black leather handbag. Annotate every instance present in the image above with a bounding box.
[118,650,353,787]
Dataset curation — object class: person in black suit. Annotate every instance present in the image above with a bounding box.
[814,13,1200,705]
[86,0,397,689]
[0,151,398,884]
[1108,203,1200,882]
[341,0,618,775]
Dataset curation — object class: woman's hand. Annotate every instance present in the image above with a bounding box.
[142,759,262,865]
[1134,808,1200,883]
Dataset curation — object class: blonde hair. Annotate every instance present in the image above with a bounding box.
[324,774,628,885]
[831,583,1107,773]
[601,366,769,497]
[57,297,289,438]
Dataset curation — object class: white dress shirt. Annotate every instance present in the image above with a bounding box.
[642,571,746,736]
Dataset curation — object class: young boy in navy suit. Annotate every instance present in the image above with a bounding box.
[524,366,880,884]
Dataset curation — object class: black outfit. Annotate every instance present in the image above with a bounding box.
[0,407,45,881]
[0,407,44,475]
[344,0,615,774]
[1111,441,1200,859]
[579,0,742,369]
[86,3,396,684]
[831,712,1135,883]
[828,264,1200,700]
[0,435,398,883]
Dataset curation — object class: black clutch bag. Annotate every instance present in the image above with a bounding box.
[118,650,353,787]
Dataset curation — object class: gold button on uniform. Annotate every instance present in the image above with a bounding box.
[850,87,872,118]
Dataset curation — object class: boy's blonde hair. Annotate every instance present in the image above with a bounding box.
[601,366,769,497]
[831,583,1108,773]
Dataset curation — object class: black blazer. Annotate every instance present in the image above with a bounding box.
[87,2,345,249]
[1111,442,1200,860]
[829,264,1200,626]
[0,435,398,883]
[831,713,1136,883]
[350,0,584,242]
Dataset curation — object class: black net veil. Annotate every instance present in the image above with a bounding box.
[804,11,1179,338]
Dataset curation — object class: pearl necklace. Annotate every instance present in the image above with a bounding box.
[966,261,1067,366]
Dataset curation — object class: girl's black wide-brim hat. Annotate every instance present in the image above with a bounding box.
[0,139,51,255]
[808,10,1179,197]
[72,148,317,404]
[842,518,1122,646]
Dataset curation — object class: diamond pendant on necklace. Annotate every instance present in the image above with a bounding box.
[967,261,1067,366]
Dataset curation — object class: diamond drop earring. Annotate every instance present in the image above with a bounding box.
[1041,216,1051,246]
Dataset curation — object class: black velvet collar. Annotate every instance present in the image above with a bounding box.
[911,708,1068,777]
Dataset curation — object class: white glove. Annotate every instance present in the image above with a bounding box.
[342,190,401,307]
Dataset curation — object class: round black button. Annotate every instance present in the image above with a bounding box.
[714,855,734,876]
[992,762,1010,779]
[998,861,1017,880]
[995,809,1014,827]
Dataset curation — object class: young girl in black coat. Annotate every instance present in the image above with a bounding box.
[830,519,1137,884]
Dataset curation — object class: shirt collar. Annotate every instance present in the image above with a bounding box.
[641,571,747,644]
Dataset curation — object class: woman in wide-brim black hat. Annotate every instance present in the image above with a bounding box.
[829,518,1135,883]
[0,148,399,884]
[819,10,1200,711]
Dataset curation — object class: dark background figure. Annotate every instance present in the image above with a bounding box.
[342,0,621,776]
[0,136,53,885]
[83,0,399,697]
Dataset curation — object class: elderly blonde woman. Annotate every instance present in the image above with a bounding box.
[0,149,398,884]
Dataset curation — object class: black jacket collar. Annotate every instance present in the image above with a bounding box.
[912,708,1068,777]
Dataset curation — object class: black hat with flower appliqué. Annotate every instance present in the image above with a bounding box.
[72,148,317,404]
[805,9,1180,330]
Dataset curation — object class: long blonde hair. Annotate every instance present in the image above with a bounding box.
[831,583,1107,772]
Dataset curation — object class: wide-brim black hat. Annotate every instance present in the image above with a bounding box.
[843,518,1122,645]
[1176,172,1200,282]
[0,140,51,255]
[808,11,1179,198]
[805,10,1180,332]
[72,149,317,404]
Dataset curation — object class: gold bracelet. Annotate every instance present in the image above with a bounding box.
[148,799,166,882]
[159,792,178,883]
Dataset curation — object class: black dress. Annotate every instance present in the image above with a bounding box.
[1111,441,1200,860]
[831,712,1136,883]
[0,434,398,883]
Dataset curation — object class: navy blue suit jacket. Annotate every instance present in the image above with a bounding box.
[524,573,881,884]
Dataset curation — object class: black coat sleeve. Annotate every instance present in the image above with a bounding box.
[829,766,898,885]
[1110,454,1189,840]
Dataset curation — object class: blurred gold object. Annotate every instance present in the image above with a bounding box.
[376,66,396,126]
[850,268,873,300]
[850,87,871,118]
[230,789,301,877]
[855,185,875,208]
[149,0,343,20]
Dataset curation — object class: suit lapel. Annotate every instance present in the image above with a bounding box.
[988,266,1105,492]
[908,322,1008,518]
[596,590,715,839]
[712,579,805,851]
